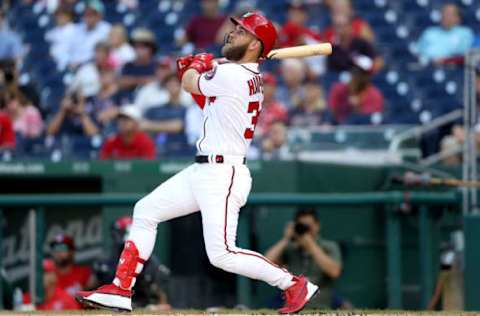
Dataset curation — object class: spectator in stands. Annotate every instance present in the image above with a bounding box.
[87,65,122,133]
[265,207,342,309]
[0,109,15,150]
[327,13,377,72]
[0,59,41,109]
[289,81,329,128]
[108,24,135,69]
[0,9,23,62]
[141,74,190,156]
[50,234,96,296]
[427,245,464,310]
[328,55,384,124]
[100,105,156,160]
[69,41,112,98]
[416,3,473,64]
[440,67,480,165]
[93,216,171,310]
[279,1,326,77]
[185,105,203,149]
[118,28,157,102]
[46,6,76,70]
[279,1,322,47]
[177,0,227,50]
[118,0,138,10]
[256,73,288,137]
[276,59,307,109]
[134,57,191,114]
[261,120,291,160]
[322,0,374,43]
[46,91,99,138]
[69,0,111,68]
[23,259,81,310]
[2,87,43,139]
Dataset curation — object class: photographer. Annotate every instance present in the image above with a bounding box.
[47,92,99,138]
[265,208,342,308]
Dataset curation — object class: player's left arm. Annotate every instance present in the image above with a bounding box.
[178,53,215,95]
[182,69,202,95]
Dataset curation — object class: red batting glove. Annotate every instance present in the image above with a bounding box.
[176,54,194,81]
[186,53,214,75]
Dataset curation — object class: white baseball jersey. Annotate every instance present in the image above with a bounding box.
[196,62,263,156]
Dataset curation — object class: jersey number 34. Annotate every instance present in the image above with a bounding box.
[244,101,261,139]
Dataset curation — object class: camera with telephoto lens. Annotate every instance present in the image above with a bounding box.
[0,59,16,84]
[294,222,310,235]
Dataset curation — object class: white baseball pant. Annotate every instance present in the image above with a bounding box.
[127,162,294,290]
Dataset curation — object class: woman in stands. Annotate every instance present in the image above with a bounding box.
[1,87,43,139]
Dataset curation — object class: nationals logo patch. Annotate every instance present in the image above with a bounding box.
[205,65,218,80]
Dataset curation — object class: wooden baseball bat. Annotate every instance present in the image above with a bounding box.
[266,43,333,60]
[430,177,480,188]
[402,171,480,188]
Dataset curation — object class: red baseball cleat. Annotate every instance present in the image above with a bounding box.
[278,275,319,314]
[76,284,132,312]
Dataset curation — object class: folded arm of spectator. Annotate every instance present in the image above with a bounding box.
[79,112,99,137]
[119,75,155,91]
[73,96,99,136]
[96,107,120,125]
[46,103,69,135]
[140,119,183,134]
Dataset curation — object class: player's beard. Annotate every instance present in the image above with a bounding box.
[222,42,249,61]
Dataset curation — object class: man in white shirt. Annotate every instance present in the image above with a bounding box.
[69,0,111,68]
[134,57,192,114]
[76,12,319,314]
[69,42,111,98]
[45,7,76,70]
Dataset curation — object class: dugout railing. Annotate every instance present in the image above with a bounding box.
[1,191,477,310]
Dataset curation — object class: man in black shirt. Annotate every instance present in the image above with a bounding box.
[118,28,157,102]
[327,13,376,72]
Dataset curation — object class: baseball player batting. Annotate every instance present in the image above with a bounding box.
[76,12,319,314]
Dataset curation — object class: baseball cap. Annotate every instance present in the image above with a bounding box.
[50,233,75,252]
[43,259,57,273]
[131,28,156,45]
[352,54,374,72]
[118,105,142,121]
[288,0,307,11]
[85,0,105,14]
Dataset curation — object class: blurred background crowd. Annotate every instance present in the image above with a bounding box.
[0,0,479,163]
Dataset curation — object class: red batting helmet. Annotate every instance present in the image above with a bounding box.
[230,12,277,58]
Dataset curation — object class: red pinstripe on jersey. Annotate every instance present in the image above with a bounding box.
[223,166,290,274]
